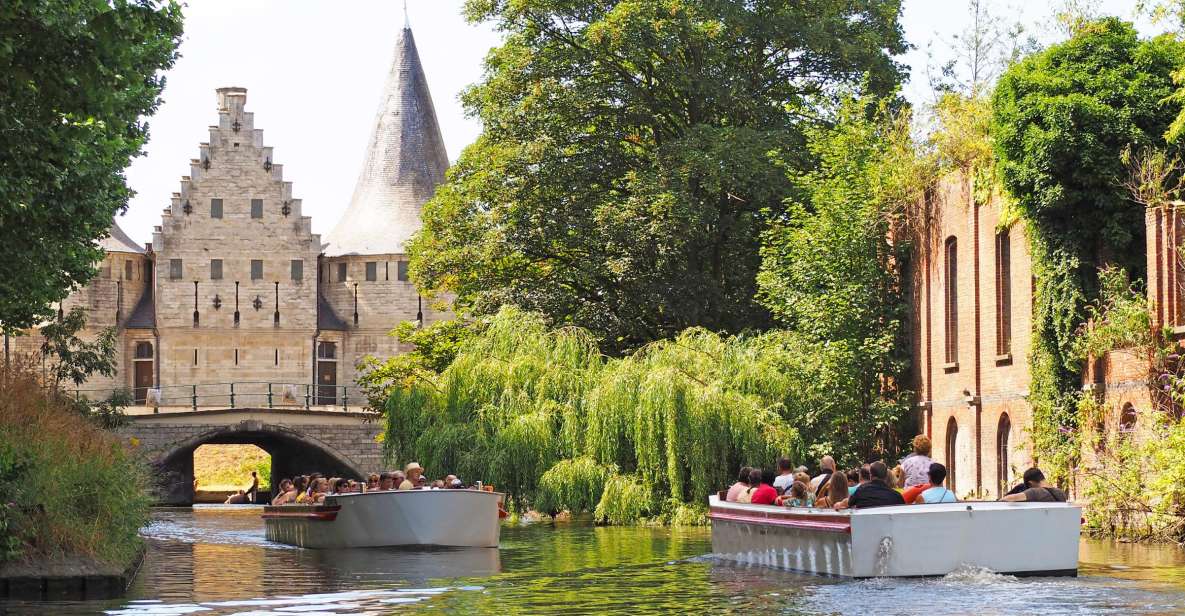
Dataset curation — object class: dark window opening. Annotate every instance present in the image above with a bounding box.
[995,230,1012,356]
[134,342,153,359]
[1120,403,1137,434]
[291,259,303,281]
[169,259,183,280]
[124,260,134,281]
[397,260,409,282]
[365,261,377,281]
[996,413,1011,497]
[210,259,223,280]
[210,198,223,219]
[251,260,263,280]
[337,262,347,282]
[318,341,336,360]
[251,199,263,219]
[945,417,958,494]
[944,237,958,365]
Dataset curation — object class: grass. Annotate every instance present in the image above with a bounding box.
[0,361,150,567]
[193,445,271,491]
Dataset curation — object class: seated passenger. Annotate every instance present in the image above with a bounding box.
[846,468,861,496]
[889,465,905,492]
[748,469,778,505]
[836,461,904,510]
[779,481,814,508]
[1000,468,1067,503]
[901,479,931,505]
[793,471,813,495]
[400,463,423,490]
[224,490,247,504]
[366,473,380,492]
[293,476,310,504]
[918,463,957,503]
[378,472,395,491]
[773,458,795,495]
[271,478,295,505]
[311,478,330,504]
[726,466,752,502]
[814,472,848,509]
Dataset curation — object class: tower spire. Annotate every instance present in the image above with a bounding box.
[323,20,448,257]
[403,0,409,27]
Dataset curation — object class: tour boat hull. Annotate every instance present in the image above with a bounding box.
[708,495,1081,578]
[263,490,503,549]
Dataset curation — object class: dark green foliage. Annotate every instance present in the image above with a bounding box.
[410,0,908,352]
[0,0,183,332]
[991,18,1185,475]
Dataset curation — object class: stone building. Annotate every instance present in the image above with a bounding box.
[911,173,1177,498]
[11,25,447,408]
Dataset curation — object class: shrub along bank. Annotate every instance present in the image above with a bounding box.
[0,363,150,570]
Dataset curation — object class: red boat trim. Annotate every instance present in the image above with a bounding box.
[708,510,851,534]
[261,505,341,521]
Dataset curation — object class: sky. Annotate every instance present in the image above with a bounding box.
[117,0,1162,244]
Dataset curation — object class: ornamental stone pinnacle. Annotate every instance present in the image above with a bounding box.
[322,24,448,257]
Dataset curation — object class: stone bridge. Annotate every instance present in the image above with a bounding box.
[116,409,385,505]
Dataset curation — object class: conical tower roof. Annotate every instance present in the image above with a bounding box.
[323,24,449,256]
[99,215,144,254]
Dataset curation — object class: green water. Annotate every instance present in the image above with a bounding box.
[6,506,1185,614]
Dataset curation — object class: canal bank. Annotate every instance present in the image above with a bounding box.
[4,506,1185,615]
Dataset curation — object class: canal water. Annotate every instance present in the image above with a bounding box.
[6,506,1185,615]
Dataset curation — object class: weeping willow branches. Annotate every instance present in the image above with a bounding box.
[383,307,813,523]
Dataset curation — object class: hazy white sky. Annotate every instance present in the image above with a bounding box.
[118,0,1158,244]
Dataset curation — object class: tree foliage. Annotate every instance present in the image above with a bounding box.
[0,0,183,332]
[991,18,1185,476]
[409,0,908,352]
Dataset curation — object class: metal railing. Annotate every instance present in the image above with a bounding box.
[69,381,370,413]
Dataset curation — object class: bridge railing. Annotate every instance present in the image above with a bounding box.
[68,382,372,413]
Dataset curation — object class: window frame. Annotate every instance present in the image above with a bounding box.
[169,259,183,280]
[250,259,264,281]
[995,229,1012,358]
[250,198,263,219]
[291,259,303,282]
[944,237,959,366]
[210,198,223,219]
[210,259,223,280]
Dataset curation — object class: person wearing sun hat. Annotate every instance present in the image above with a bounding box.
[399,462,424,490]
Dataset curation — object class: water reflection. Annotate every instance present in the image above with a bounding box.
[6,508,1185,615]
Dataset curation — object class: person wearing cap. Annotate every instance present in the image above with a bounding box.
[1000,468,1068,502]
[399,463,423,490]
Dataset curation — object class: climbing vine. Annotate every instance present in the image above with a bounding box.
[990,18,1185,482]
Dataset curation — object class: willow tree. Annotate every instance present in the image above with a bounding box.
[409,0,908,353]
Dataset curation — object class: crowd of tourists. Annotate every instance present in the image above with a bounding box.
[253,462,474,506]
[724,435,1068,510]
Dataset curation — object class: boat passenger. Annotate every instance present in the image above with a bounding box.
[748,468,778,505]
[366,473,380,492]
[810,456,836,492]
[779,481,814,508]
[726,467,752,502]
[901,479,931,505]
[814,471,848,509]
[332,478,349,494]
[773,458,795,494]
[918,463,957,503]
[271,479,295,505]
[225,490,248,504]
[400,463,424,490]
[378,472,395,491]
[836,462,904,510]
[846,468,861,496]
[900,435,934,487]
[293,476,310,504]
[889,465,905,492]
[1000,468,1068,503]
[448,478,464,489]
[311,478,330,503]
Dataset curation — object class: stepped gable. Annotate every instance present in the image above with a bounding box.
[322,24,449,257]
[100,216,144,254]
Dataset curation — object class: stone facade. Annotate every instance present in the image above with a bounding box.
[9,26,448,409]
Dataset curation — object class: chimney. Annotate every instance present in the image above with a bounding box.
[216,87,248,114]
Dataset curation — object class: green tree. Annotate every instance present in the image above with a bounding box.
[0,0,183,332]
[410,0,908,352]
[991,18,1185,475]
[757,98,927,458]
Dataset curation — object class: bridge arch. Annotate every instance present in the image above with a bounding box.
[122,412,383,505]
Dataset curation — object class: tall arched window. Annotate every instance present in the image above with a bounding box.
[945,237,959,365]
[997,413,1011,497]
[1120,403,1137,435]
[995,230,1012,356]
[945,417,958,493]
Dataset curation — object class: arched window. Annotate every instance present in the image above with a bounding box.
[945,417,958,493]
[945,237,959,365]
[995,230,1011,356]
[997,413,1011,497]
[1119,403,1137,435]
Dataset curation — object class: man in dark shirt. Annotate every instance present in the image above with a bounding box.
[1000,468,1067,503]
[837,461,905,509]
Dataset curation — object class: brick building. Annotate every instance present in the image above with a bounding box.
[9,25,448,407]
[913,173,1175,498]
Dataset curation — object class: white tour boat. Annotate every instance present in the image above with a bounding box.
[708,494,1081,577]
[263,489,505,549]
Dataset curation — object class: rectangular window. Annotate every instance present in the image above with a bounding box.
[318,341,336,359]
[274,349,279,366]
[365,261,377,281]
[210,198,223,219]
[337,262,347,282]
[124,260,134,281]
[251,259,263,280]
[193,349,199,365]
[251,199,263,219]
[397,260,409,282]
[234,349,239,366]
[210,259,223,280]
[291,259,303,281]
[995,230,1012,357]
[944,237,959,365]
[169,259,183,280]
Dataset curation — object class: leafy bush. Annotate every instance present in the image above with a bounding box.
[0,362,150,566]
